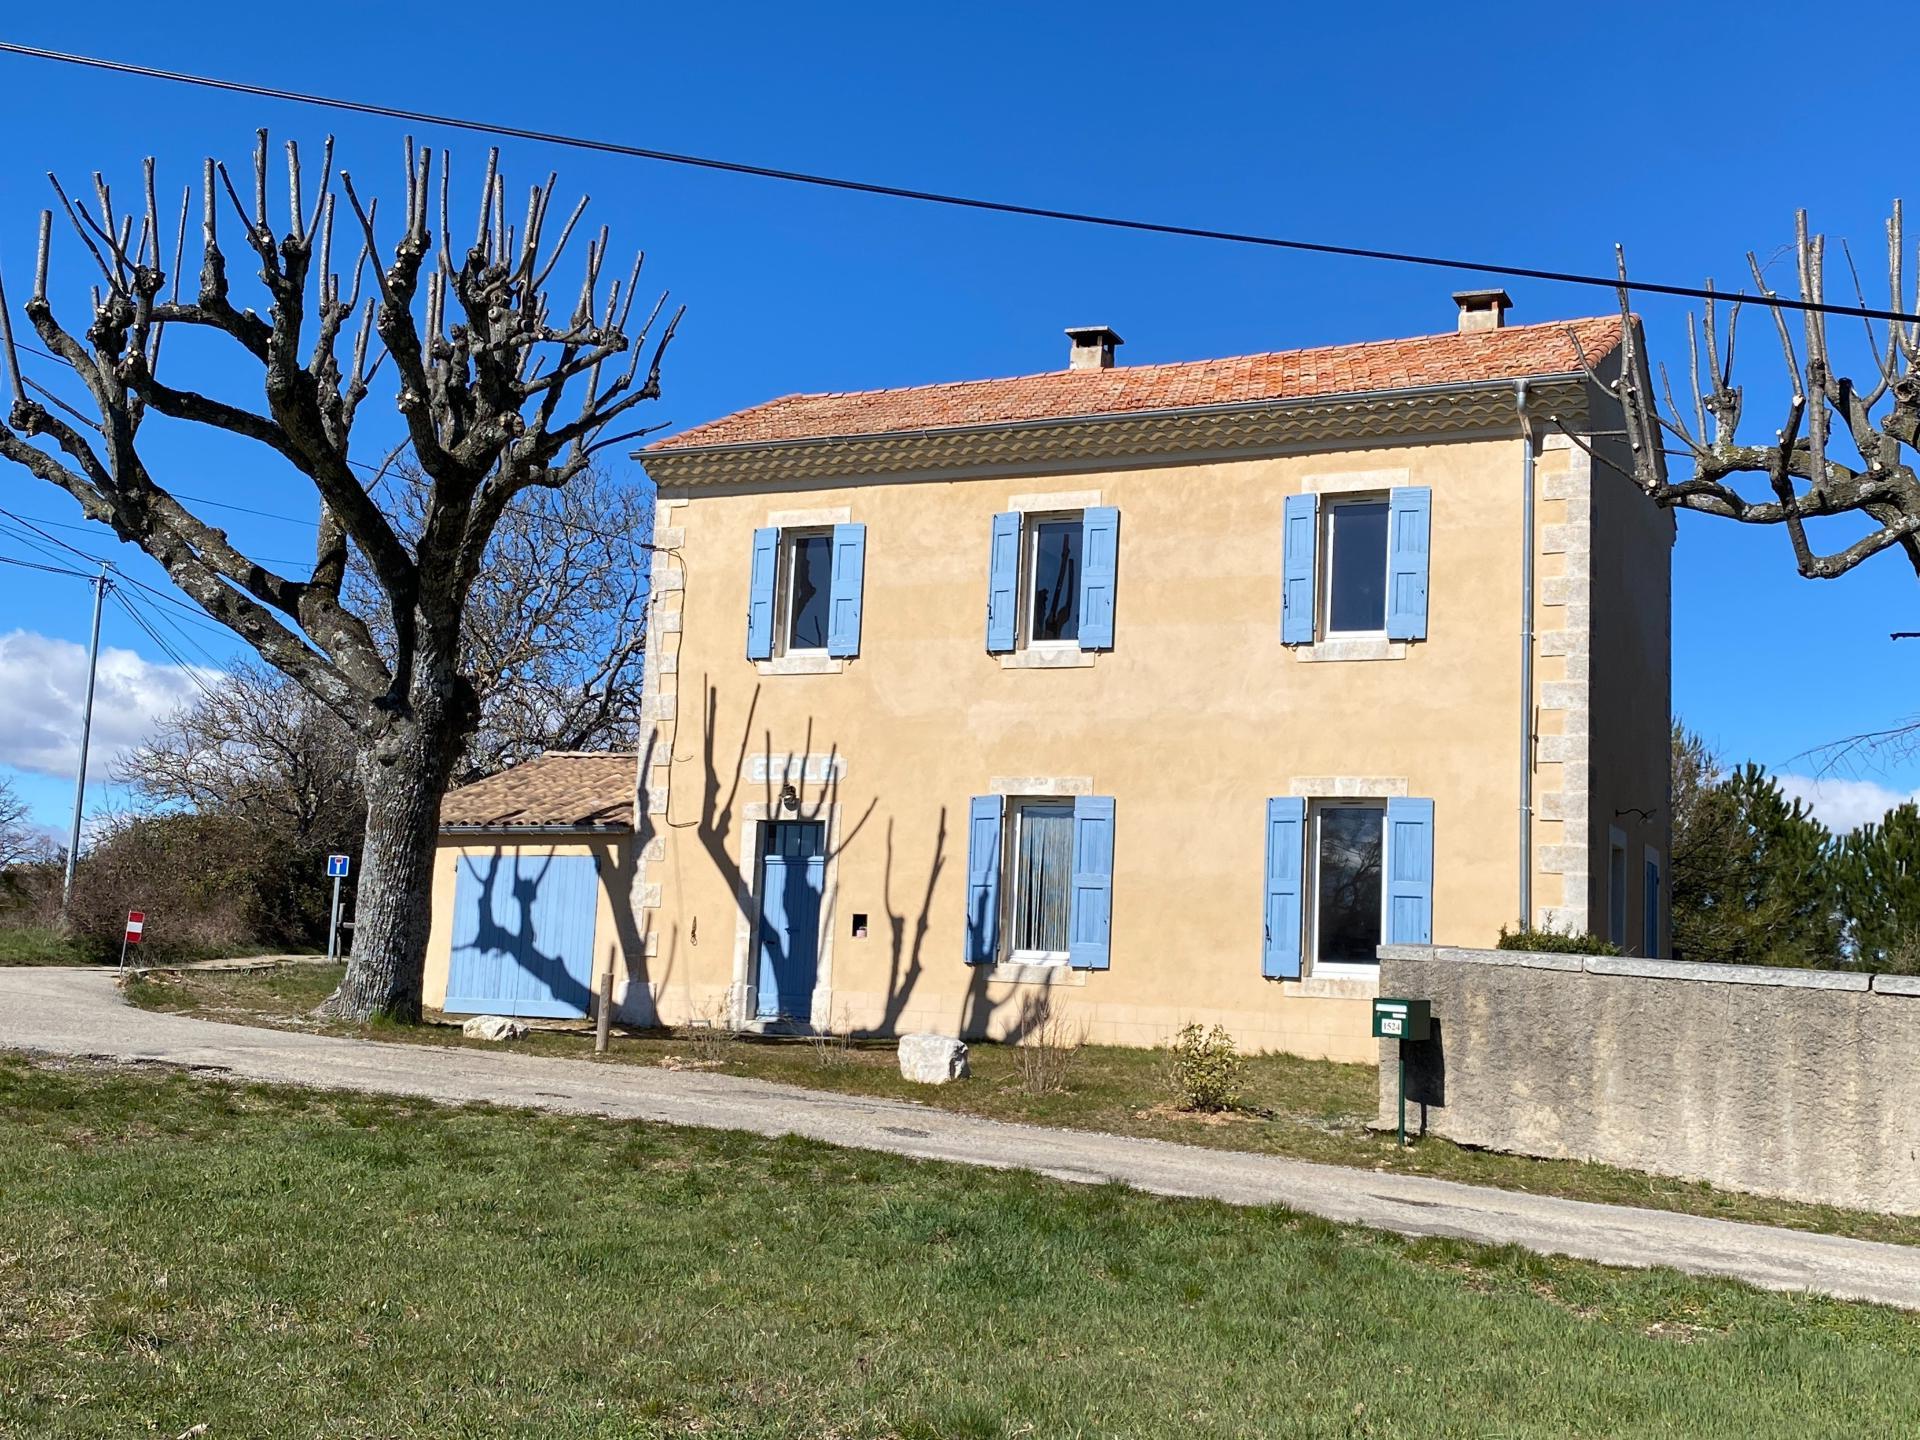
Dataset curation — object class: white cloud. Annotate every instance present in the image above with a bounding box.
[0,629,219,779]
[1774,773,1920,835]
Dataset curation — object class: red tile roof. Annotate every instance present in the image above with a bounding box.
[439,752,636,830]
[648,316,1621,454]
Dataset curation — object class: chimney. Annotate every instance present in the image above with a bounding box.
[1453,289,1512,333]
[1065,325,1124,370]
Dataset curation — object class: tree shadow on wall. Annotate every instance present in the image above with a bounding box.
[454,848,594,1015]
[686,677,877,1028]
[685,674,1053,1042]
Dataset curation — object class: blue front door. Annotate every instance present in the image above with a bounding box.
[445,851,599,1019]
[756,822,825,1021]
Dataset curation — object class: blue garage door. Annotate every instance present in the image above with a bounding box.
[445,851,599,1018]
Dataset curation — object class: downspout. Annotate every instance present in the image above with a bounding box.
[1515,379,1535,930]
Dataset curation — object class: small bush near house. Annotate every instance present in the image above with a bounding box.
[1011,990,1086,1096]
[1165,1022,1245,1112]
[1496,925,1622,957]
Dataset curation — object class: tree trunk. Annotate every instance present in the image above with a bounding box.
[328,659,471,1023]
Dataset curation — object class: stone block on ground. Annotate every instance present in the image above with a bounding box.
[462,1014,529,1042]
[898,1032,970,1084]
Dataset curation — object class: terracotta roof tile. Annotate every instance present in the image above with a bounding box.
[648,316,1621,454]
[439,751,636,830]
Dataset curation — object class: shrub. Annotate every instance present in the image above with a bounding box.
[1010,990,1085,1097]
[1496,924,1622,957]
[1164,1022,1245,1112]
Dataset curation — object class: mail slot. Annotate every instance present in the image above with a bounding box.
[1371,997,1431,1042]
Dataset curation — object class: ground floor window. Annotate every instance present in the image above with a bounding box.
[1008,799,1074,960]
[1313,801,1385,968]
[1608,831,1628,947]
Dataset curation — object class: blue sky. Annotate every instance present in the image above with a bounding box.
[0,0,1916,835]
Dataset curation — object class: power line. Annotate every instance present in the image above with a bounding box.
[0,551,93,579]
[110,588,224,700]
[0,38,1914,326]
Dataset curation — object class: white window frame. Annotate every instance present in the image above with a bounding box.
[1322,495,1392,640]
[1307,798,1388,978]
[775,527,833,657]
[1020,511,1085,652]
[1004,797,1074,965]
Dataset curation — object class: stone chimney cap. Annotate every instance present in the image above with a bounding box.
[1065,325,1124,370]
[1452,289,1514,332]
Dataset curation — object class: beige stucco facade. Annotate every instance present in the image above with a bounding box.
[615,358,1674,1062]
[422,831,637,1014]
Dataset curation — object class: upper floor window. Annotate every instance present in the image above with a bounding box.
[986,507,1118,654]
[746,523,866,662]
[1026,516,1082,645]
[1325,499,1390,637]
[1282,487,1431,648]
[780,529,833,654]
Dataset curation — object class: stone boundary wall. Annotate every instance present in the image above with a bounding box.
[1376,944,1920,1215]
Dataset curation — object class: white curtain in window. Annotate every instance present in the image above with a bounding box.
[1013,805,1073,954]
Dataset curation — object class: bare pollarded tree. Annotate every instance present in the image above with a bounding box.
[1576,205,1920,580]
[0,131,679,1020]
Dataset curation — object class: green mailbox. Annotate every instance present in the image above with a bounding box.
[1371,997,1431,1042]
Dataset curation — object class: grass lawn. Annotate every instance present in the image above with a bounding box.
[0,924,96,966]
[2,1055,1916,1438]
[124,962,1920,1250]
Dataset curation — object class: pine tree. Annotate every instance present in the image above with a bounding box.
[1835,803,1920,974]
[1669,726,1841,967]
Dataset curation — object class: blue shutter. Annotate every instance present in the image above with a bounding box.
[964,795,1004,964]
[827,522,866,658]
[1262,797,1306,978]
[986,512,1020,652]
[1281,493,1318,645]
[1386,487,1432,641]
[1077,506,1119,651]
[746,526,779,661]
[1068,795,1115,970]
[1385,797,1435,946]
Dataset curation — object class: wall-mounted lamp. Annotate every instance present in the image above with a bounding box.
[780,783,800,813]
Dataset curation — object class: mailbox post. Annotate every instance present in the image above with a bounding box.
[1372,997,1432,1147]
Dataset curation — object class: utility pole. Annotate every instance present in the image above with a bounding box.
[61,563,110,911]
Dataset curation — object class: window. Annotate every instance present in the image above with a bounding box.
[1643,850,1662,958]
[1312,801,1386,968]
[746,523,865,662]
[1325,498,1390,636]
[1281,487,1430,646]
[780,530,833,653]
[1007,800,1074,960]
[965,793,1114,969]
[1026,518,1082,645]
[1608,831,1628,947]
[986,508,1117,654]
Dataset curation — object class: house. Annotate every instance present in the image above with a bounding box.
[422,752,639,1020]
[432,292,1672,1061]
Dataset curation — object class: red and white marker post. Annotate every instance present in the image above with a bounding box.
[120,910,145,969]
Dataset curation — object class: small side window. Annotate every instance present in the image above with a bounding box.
[1608,830,1629,947]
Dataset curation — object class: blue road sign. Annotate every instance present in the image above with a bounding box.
[326,855,350,878]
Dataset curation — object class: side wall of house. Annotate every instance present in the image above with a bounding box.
[423,831,638,1014]
[1585,439,1675,955]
